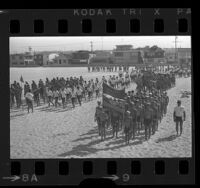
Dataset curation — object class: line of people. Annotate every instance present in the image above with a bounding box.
[10,71,134,113]
[10,76,103,111]
[88,65,129,73]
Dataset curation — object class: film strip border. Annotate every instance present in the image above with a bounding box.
[0,158,195,185]
[0,8,194,186]
[1,8,191,35]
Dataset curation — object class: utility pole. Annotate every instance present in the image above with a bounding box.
[173,36,181,64]
[90,41,93,53]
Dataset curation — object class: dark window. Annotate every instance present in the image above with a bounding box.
[155,160,165,175]
[107,161,117,175]
[59,161,69,175]
[35,161,45,175]
[114,52,123,57]
[83,161,93,175]
[130,19,140,33]
[10,20,20,34]
[154,19,164,33]
[179,160,189,175]
[178,19,188,33]
[58,20,68,33]
[82,19,92,33]
[11,161,21,175]
[34,20,44,33]
[106,19,116,33]
[131,161,141,175]
[131,52,138,57]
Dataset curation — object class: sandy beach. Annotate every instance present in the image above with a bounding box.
[10,76,192,159]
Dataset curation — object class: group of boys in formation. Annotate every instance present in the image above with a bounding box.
[10,65,190,144]
[94,68,178,144]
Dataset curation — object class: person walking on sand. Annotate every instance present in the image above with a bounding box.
[47,88,54,107]
[25,89,34,113]
[71,87,76,108]
[60,88,66,108]
[53,89,61,107]
[76,86,82,106]
[88,85,93,101]
[65,85,71,103]
[173,100,186,136]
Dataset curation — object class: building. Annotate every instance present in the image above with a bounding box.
[24,47,35,65]
[141,45,166,64]
[94,50,111,57]
[89,50,112,64]
[112,45,143,65]
[69,51,90,64]
[47,53,69,66]
[164,48,191,65]
[164,48,176,64]
[115,45,133,51]
[177,48,191,65]
[34,53,49,66]
[54,53,69,65]
[10,54,25,66]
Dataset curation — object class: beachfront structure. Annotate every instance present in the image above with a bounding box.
[69,51,90,64]
[112,45,144,65]
[10,54,25,66]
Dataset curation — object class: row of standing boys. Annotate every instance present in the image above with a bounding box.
[88,66,129,72]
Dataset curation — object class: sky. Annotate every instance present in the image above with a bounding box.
[10,36,191,54]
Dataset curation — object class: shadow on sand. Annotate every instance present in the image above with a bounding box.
[155,134,178,143]
[58,127,145,158]
[72,127,115,143]
[37,105,74,113]
[10,113,26,119]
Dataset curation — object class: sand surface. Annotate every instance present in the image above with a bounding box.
[10,77,192,158]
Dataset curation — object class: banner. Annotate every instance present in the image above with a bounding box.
[20,75,24,83]
[103,83,125,99]
[103,95,125,113]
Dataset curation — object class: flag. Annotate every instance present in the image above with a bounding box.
[102,95,125,113]
[103,83,125,99]
[20,75,24,83]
